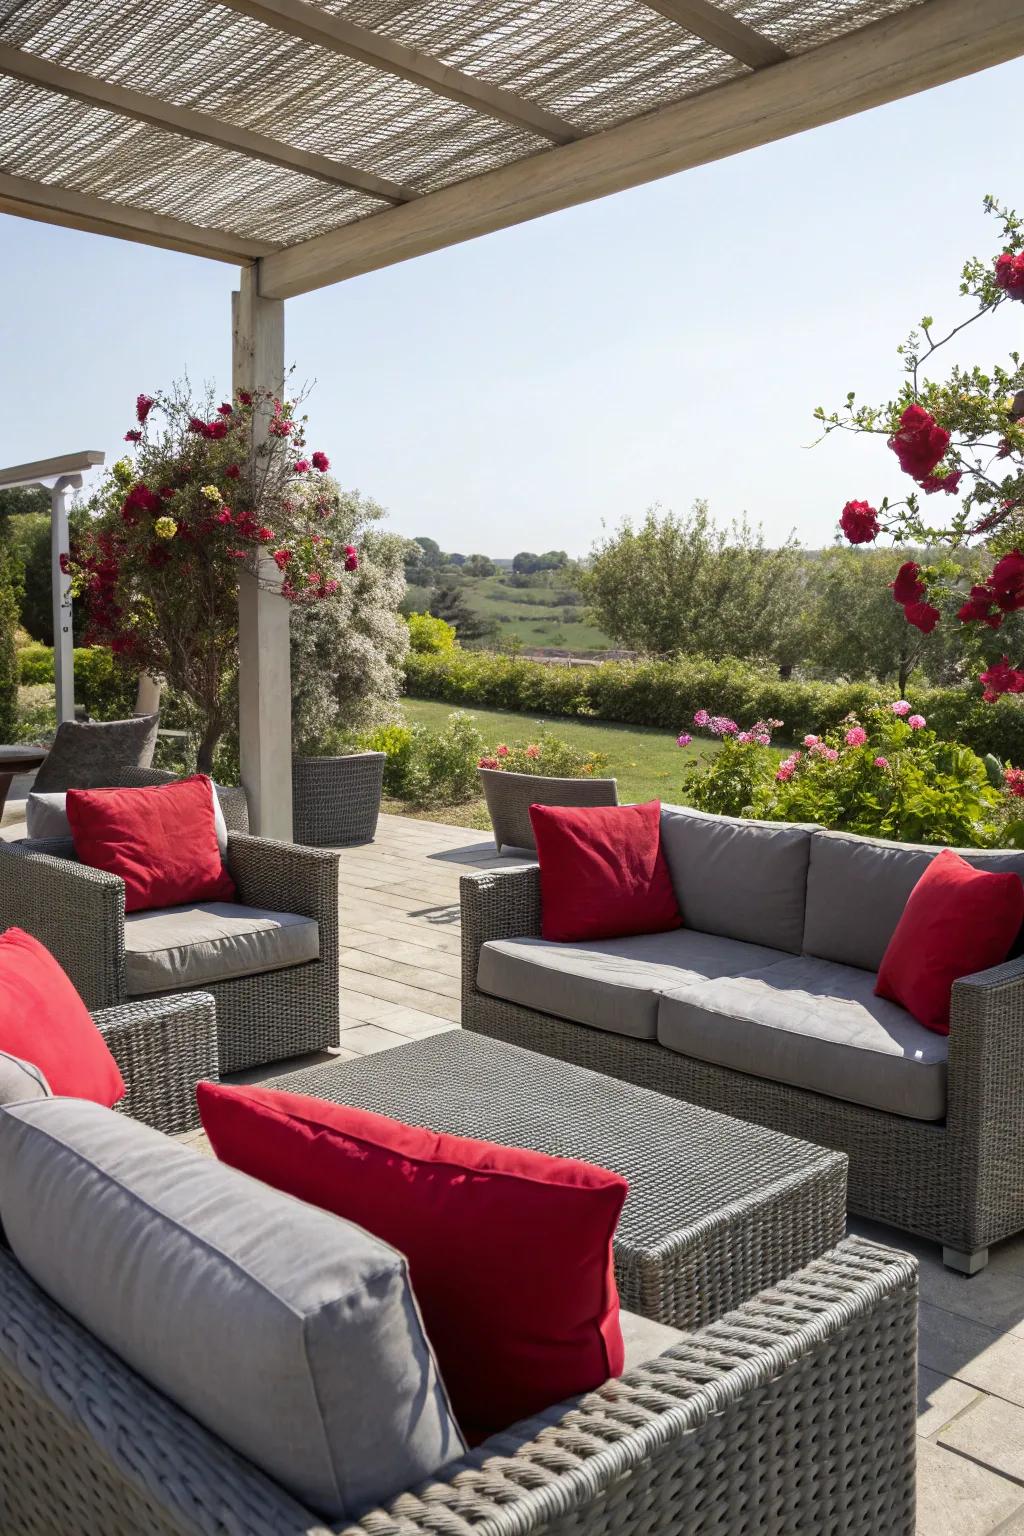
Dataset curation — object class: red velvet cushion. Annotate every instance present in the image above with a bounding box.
[875,849,1024,1034]
[528,800,682,943]
[196,1082,627,1441]
[0,928,124,1105]
[65,775,235,914]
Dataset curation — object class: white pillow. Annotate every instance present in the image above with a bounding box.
[27,780,229,857]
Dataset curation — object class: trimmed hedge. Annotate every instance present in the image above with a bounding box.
[404,650,1024,763]
[17,643,137,720]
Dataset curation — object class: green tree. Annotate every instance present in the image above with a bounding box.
[802,548,931,691]
[512,550,568,575]
[578,502,803,668]
[0,545,19,740]
[463,553,496,577]
[429,581,492,642]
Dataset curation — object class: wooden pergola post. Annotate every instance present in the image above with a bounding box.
[232,266,293,840]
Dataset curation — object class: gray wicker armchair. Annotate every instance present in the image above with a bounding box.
[461,864,1024,1270]
[0,833,340,1075]
[0,1236,917,1536]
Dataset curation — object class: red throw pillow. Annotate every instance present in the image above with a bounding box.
[197,1082,627,1441]
[66,775,235,914]
[529,800,682,943]
[875,849,1024,1034]
[0,929,124,1105]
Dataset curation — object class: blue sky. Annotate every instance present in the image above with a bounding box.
[2,55,1022,558]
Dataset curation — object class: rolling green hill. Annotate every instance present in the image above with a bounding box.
[409,568,614,653]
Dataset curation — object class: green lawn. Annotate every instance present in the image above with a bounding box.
[399,697,718,823]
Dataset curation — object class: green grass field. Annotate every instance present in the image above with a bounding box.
[394,698,718,827]
[464,574,612,651]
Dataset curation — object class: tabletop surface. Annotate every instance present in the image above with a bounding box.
[263,1029,844,1254]
[0,745,48,767]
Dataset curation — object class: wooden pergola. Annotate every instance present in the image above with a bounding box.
[2,0,1021,835]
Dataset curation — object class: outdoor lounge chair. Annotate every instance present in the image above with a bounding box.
[0,785,339,1074]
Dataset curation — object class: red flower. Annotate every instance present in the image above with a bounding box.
[1005,767,1024,797]
[888,403,950,480]
[123,483,162,516]
[839,500,879,544]
[136,393,156,424]
[268,418,292,438]
[187,416,207,435]
[272,549,293,570]
[998,438,1015,458]
[58,552,71,575]
[344,544,359,572]
[207,418,229,440]
[237,390,253,406]
[995,252,1024,301]
[918,470,962,496]
[293,460,310,474]
[890,561,926,606]
[980,655,1024,702]
[311,450,329,472]
[903,601,941,634]
[989,549,1024,611]
[217,402,233,416]
[958,585,1003,629]
[256,525,274,542]
[225,464,241,479]
[124,430,142,443]
[228,548,248,560]
[159,486,175,499]
[147,546,171,568]
[216,509,233,525]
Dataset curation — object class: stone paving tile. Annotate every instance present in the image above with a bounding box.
[918,1303,1024,1409]
[938,1396,1024,1487]
[339,945,461,999]
[917,1365,983,1440]
[916,1442,1024,1536]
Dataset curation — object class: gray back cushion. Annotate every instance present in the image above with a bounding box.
[0,1098,463,1518]
[660,807,811,954]
[33,714,159,793]
[0,1053,51,1105]
[27,781,229,856]
[804,830,1024,973]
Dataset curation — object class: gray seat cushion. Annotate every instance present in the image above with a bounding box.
[124,902,319,995]
[478,929,788,1040]
[0,1098,463,1518]
[32,714,159,793]
[804,829,1024,972]
[660,807,811,954]
[0,1052,51,1105]
[657,955,949,1121]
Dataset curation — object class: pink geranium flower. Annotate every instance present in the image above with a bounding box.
[676,733,692,748]
[803,735,819,747]
[845,726,867,747]
[908,714,926,730]
[890,700,911,716]
[495,744,509,758]
[874,756,889,769]
[525,744,541,759]
[693,709,710,727]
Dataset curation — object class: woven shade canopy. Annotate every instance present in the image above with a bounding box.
[1,0,1022,293]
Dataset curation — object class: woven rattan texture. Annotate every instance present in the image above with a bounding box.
[292,753,384,847]
[0,832,340,1075]
[0,1238,917,1536]
[461,863,1024,1257]
[96,991,218,1134]
[479,767,618,851]
[262,1028,847,1329]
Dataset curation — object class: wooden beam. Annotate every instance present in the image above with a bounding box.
[260,0,1024,299]
[644,0,787,69]
[0,451,105,489]
[0,44,412,204]
[217,0,582,144]
[0,171,273,264]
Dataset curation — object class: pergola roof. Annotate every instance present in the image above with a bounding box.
[1,0,1022,297]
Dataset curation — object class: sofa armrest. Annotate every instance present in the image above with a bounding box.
[947,954,1024,1227]
[225,834,339,923]
[460,865,542,1009]
[0,842,125,1010]
[93,993,218,1136]
[353,1236,918,1536]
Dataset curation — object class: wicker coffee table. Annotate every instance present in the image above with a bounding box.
[263,1030,847,1329]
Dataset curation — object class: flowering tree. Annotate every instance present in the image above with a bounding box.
[70,385,357,771]
[821,196,1024,702]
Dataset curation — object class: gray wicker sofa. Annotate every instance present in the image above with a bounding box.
[0,775,340,1075]
[462,806,1024,1274]
[0,1236,917,1536]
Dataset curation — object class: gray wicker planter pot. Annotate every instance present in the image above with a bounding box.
[479,766,618,852]
[292,752,385,847]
